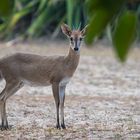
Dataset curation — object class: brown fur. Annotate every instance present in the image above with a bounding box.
[0,49,79,86]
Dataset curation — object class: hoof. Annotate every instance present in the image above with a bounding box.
[56,124,61,129]
[61,124,66,129]
[0,125,12,131]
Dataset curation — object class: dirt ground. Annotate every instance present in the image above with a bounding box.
[0,41,139,140]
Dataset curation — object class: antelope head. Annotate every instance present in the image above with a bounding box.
[61,23,88,53]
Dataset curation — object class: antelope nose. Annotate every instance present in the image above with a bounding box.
[74,48,79,51]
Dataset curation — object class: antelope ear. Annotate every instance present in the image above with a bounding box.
[61,23,72,37]
[81,25,89,37]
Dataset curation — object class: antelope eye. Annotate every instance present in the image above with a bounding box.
[70,37,73,41]
[79,37,83,41]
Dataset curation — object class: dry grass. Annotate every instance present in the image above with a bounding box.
[0,41,139,139]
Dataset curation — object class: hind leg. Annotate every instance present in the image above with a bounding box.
[0,101,8,130]
[0,81,23,130]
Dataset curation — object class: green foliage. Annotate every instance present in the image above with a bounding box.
[86,9,112,44]
[86,0,139,62]
[0,0,15,18]
[66,0,85,29]
[0,0,38,38]
[0,0,87,39]
[8,1,38,30]
[27,0,53,37]
[86,0,126,44]
[67,0,74,27]
[113,11,137,62]
[0,0,140,62]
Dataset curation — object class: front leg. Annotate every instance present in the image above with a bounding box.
[52,84,60,129]
[59,85,66,129]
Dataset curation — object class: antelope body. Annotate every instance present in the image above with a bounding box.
[0,23,87,130]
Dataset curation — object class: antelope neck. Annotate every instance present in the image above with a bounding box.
[65,47,80,69]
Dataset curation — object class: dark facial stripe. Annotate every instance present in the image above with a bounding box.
[74,37,78,49]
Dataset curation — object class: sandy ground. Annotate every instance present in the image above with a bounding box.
[0,41,139,139]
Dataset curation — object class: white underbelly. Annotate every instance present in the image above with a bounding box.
[21,77,71,87]
[22,79,51,87]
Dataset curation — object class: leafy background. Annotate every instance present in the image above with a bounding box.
[0,0,140,61]
[0,1,140,138]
